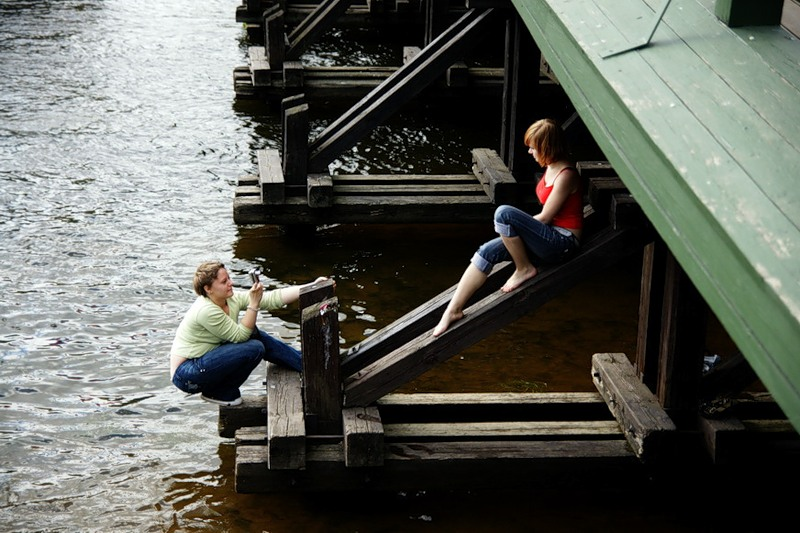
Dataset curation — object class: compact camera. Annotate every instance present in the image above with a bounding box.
[249,268,261,285]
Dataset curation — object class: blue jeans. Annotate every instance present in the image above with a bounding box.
[171,328,302,402]
[471,205,580,274]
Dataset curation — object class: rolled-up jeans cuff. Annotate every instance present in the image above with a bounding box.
[494,220,516,238]
[470,252,493,275]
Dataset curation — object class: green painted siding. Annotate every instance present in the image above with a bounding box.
[511,0,800,430]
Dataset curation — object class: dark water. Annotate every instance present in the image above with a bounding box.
[0,1,768,531]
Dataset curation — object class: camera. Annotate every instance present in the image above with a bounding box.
[249,268,261,285]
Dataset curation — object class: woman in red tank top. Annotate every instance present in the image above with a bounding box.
[433,118,583,336]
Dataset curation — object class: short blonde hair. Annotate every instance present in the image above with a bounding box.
[523,118,568,167]
[193,261,225,297]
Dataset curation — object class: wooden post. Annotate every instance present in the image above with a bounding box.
[264,6,285,67]
[283,99,309,188]
[635,238,667,391]
[299,280,341,435]
[501,15,539,181]
[657,251,708,423]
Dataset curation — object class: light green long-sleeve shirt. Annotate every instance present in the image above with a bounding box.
[170,289,284,359]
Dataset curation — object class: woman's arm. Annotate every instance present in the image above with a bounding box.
[277,277,332,306]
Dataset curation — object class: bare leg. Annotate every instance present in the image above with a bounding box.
[432,264,488,336]
[500,235,538,293]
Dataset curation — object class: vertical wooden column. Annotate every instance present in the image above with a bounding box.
[299,279,341,435]
[500,14,539,181]
[656,250,708,423]
[264,5,285,67]
[282,96,309,188]
[635,238,668,391]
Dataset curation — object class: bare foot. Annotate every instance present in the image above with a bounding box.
[432,309,464,336]
[500,266,538,293]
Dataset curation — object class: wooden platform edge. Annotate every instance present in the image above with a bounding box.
[591,352,676,463]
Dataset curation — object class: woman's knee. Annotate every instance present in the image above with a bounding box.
[493,205,521,237]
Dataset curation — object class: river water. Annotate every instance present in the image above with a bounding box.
[0,1,771,531]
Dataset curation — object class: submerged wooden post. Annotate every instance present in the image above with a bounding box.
[299,280,341,435]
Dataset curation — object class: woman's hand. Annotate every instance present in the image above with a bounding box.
[248,281,264,308]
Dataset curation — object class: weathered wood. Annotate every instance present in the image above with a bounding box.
[264,6,285,67]
[446,61,469,87]
[257,149,285,204]
[283,60,304,88]
[218,395,268,438]
[471,148,520,205]
[657,250,707,419]
[308,8,500,172]
[282,102,309,186]
[344,227,642,406]
[248,46,271,87]
[301,296,342,435]
[234,440,638,493]
[591,352,676,462]
[342,406,384,467]
[635,239,667,391]
[298,278,336,310]
[384,420,622,439]
[266,362,306,469]
[307,174,333,207]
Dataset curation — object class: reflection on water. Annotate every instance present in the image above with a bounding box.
[0,1,755,532]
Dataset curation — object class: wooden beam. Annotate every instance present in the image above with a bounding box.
[287,0,357,60]
[342,406,384,467]
[591,352,676,462]
[301,296,343,435]
[266,362,306,469]
[308,8,500,172]
[257,149,285,204]
[344,226,642,406]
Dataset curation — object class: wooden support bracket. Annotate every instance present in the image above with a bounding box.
[249,47,271,87]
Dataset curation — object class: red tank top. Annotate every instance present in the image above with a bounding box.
[535,167,583,230]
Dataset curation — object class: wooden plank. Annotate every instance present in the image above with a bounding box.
[248,46,271,87]
[384,420,622,439]
[256,149,285,204]
[591,352,676,462]
[287,0,357,60]
[266,362,306,469]
[344,227,642,406]
[471,148,520,205]
[342,406,385,467]
[512,0,800,432]
[218,395,268,438]
[235,440,638,493]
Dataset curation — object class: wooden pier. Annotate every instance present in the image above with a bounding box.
[219,0,800,493]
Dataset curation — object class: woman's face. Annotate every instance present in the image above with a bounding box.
[205,268,234,300]
[528,144,542,166]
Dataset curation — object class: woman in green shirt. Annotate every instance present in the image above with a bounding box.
[170,261,327,406]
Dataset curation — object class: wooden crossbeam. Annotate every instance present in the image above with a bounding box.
[343,226,642,406]
[308,8,500,172]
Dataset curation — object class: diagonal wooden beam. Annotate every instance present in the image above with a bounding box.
[343,226,643,407]
[287,0,356,61]
[308,8,500,173]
